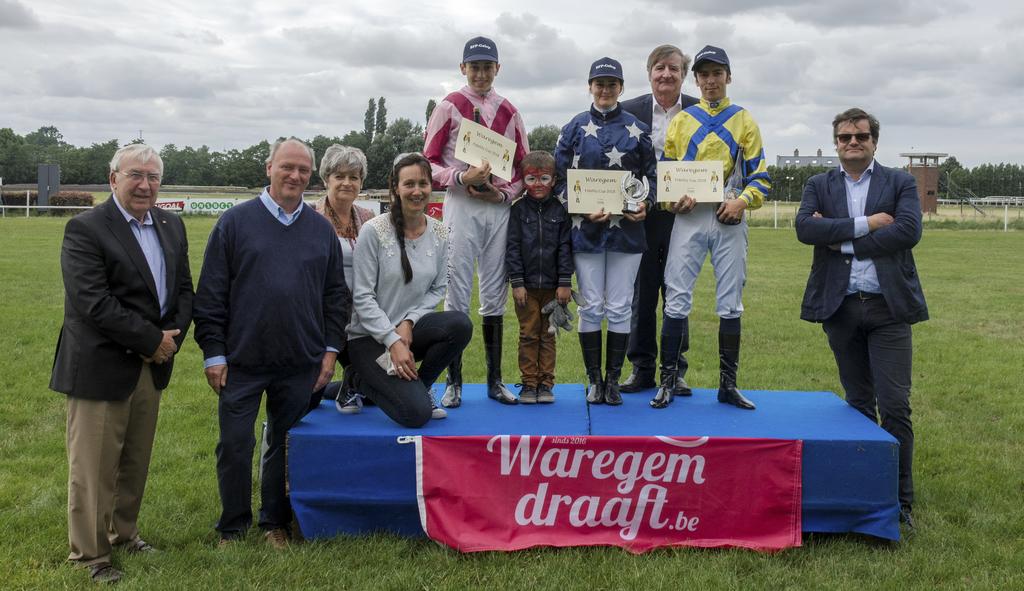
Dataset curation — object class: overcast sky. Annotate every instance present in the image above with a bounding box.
[2,0,1021,170]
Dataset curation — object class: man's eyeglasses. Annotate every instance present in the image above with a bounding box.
[117,171,162,184]
[836,133,872,144]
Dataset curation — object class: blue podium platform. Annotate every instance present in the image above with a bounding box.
[288,385,901,542]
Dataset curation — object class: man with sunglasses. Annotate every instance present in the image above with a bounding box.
[795,107,928,529]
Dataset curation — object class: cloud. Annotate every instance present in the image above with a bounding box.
[285,25,456,69]
[494,13,590,89]
[0,0,38,28]
[173,29,224,46]
[35,58,238,100]
[610,14,686,50]
[1,0,1018,169]
[643,0,964,27]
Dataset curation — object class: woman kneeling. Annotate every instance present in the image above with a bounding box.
[347,153,472,427]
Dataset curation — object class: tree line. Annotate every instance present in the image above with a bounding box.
[2,102,1019,198]
[0,98,560,191]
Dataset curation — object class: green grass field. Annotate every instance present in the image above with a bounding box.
[1,217,1022,590]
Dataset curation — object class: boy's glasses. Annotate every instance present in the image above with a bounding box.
[836,133,871,144]
[524,174,553,184]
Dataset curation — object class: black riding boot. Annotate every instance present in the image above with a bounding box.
[718,331,756,410]
[441,353,462,408]
[603,332,629,406]
[651,328,681,409]
[483,316,517,404]
[579,331,604,404]
[674,318,693,397]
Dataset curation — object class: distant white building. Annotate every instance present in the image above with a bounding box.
[776,148,837,169]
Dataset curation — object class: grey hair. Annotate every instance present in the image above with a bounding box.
[266,136,315,165]
[319,144,368,181]
[109,144,164,175]
[646,44,691,73]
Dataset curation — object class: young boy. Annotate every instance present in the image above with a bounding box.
[505,151,573,403]
[423,36,530,408]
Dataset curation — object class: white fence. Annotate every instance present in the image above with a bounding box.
[2,194,1020,231]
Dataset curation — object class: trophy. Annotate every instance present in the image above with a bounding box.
[620,173,649,214]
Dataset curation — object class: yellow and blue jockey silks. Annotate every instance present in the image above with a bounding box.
[663,97,770,209]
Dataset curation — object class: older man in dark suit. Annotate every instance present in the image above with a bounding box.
[51,144,193,583]
[619,44,700,393]
[796,107,928,529]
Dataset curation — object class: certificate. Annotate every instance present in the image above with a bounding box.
[566,169,629,215]
[656,160,725,203]
[454,119,517,182]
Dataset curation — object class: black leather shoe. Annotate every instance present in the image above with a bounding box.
[717,386,756,410]
[585,380,604,404]
[674,375,693,396]
[619,368,656,393]
[899,504,915,531]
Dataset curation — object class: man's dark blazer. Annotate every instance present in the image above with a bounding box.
[795,162,928,325]
[50,197,194,401]
[620,92,699,130]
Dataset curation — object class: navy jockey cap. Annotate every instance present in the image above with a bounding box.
[463,36,499,63]
[692,45,730,72]
[588,57,624,82]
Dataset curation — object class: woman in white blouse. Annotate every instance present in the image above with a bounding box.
[347,153,472,427]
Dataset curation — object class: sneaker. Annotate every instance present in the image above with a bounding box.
[264,528,289,550]
[536,385,555,404]
[519,386,538,404]
[429,390,447,419]
[335,389,363,415]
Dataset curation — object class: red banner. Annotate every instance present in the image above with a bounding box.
[415,435,802,553]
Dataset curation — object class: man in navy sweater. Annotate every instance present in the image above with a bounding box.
[194,137,348,548]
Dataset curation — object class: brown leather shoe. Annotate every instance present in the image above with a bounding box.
[264,528,289,550]
[121,538,156,554]
[90,563,122,584]
[217,537,236,549]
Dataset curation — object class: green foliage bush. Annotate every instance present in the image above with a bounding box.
[0,190,38,206]
[49,191,94,216]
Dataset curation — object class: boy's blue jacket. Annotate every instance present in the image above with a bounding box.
[506,194,574,289]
